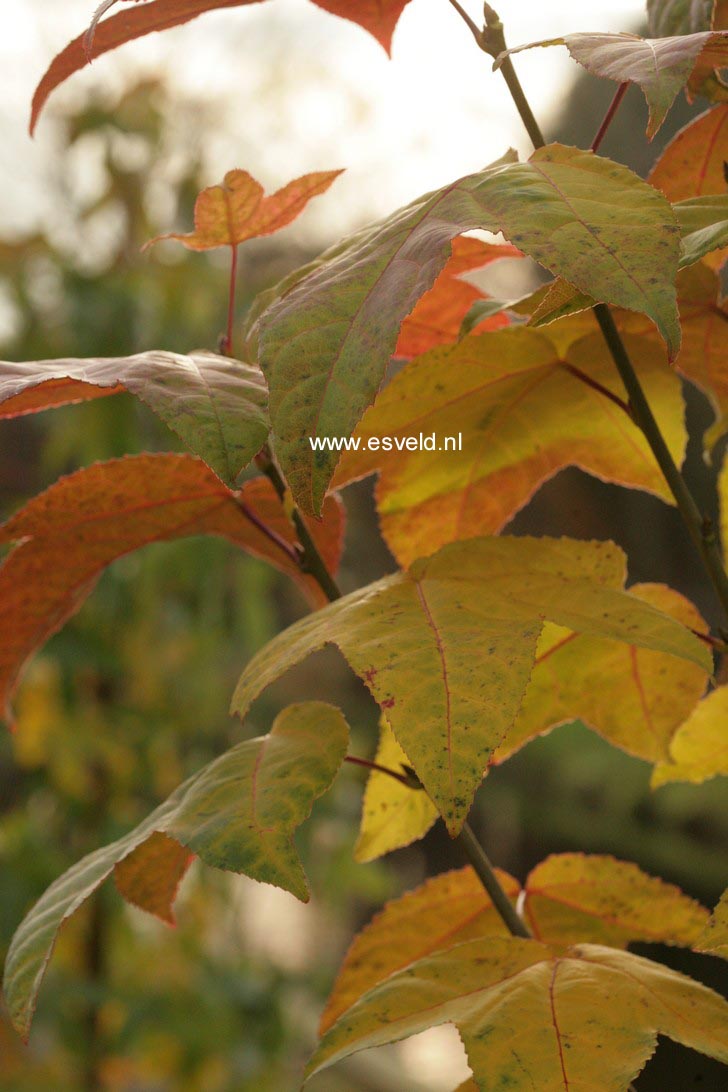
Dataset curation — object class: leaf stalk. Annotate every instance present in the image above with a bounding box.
[456,821,532,938]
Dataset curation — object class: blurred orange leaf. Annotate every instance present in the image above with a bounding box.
[145,168,343,253]
[0,454,344,725]
[394,238,519,358]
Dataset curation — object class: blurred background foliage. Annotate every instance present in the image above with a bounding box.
[0,48,726,1092]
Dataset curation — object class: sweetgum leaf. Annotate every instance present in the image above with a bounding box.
[0,454,344,724]
[256,145,681,513]
[497,31,728,138]
[321,856,709,1032]
[334,326,686,566]
[650,105,728,203]
[353,717,438,863]
[145,168,342,252]
[32,0,412,134]
[0,350,268,486]
[232,536,709,834]
[3,701,349,1040]
[652,683,728,785]
[495,583,707,768]
[308,937,728,1088]
[698,889,728,957]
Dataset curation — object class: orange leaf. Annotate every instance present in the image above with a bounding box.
[114,831,193,925]
[0,454,343,725]
[146,168,343,253]
[394,238,519,358]
[31,0,412,134]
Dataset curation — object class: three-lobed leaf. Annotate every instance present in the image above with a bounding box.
[0,453,344,724]
[309,937,728,1088]
[0,350,268,486]
[321,855,710,1032]
[145,168,342,253]
[255,144,681,513]
[3,701,349,1040]
[232,536,709,834]
[497,31,728,138]
[334,326,687,566]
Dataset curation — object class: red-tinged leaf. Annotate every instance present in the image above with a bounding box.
[146,169,342,252]
[232,536,709,835]
[255,145,681,514]
[309,937,728,1088]
[494,583,708,769]
[321,856,710,1033]
[309,0,411,53]
[32,0,412,135]
[394,238,519,358]
[113,831,193,925]
[499,32,728,138]
[0,454,344,725]
[334,326,686,567]
[698,889,728,957]
[0,350,268,486]
[3,701,349,1040]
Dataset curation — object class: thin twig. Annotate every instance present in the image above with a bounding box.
[591,82,628,153]
[255,448,343,602]
[456,821,532,938]
[233,497,301,567]
[222,244,239,355]
[446,0,482,43]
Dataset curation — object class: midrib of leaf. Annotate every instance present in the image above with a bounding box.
[413,578,455,804]
[548,960,570,1090]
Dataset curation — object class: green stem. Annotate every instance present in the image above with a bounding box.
[456,821,532,938]
[256,448,342,602]
[475,2,728,626]
[346,754,530,938]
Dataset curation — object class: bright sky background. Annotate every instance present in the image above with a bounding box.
[3,0,644,247]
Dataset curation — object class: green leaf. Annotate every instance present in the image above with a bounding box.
[254,145,681,513]
[0,350,268,487]
[354,717,438,863]
[3,701,348,1040]
[674,195,728,266]
[497,31,728,138]
[232,537,709,834]
[308,937,728,1087]
[321,856,709,1032]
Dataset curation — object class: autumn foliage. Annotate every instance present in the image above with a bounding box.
[3,0,728,1087]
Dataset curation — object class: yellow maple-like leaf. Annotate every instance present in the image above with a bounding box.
[495,583,708,767]
[335,325,686,567]
[652,684,728,786]
[321,855,709,1034]
[145,168,342,252]
[698,889,728,958]
[354,717,438,863]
